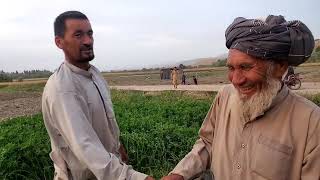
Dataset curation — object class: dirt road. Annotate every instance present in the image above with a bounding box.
[111,82,320,94]
[1,82,320,121]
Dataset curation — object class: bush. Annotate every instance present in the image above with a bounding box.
[0,73,13,82]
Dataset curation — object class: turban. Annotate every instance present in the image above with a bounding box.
[225,15,315,66]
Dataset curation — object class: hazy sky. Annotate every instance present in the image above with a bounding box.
[1,0,319,72]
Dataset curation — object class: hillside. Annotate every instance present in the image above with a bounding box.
[315,39,320,49]
[179,53,228,67]
[179,39,319,67]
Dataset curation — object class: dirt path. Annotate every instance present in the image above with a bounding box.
[1,82,320,121]
[111,82,320,94]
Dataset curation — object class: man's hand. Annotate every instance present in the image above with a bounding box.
[161,174,184,180]
[118,143,129,164]
[145,176,155,180]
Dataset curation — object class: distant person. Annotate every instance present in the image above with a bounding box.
[160,69,164,80]
[171,67,179,89]
[181,72,186,85]
[192,76,198,85]
[42,11,154,180]
[162,15,318,180]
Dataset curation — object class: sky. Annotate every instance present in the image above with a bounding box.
[1,0,319,72]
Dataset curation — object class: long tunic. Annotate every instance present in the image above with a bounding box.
[171,84,320,180]
[42,61,147,180]
[171,70,178,85]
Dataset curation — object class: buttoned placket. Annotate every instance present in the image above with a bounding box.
[232,121,253,178]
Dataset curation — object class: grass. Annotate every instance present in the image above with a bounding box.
[0,82,45,93]
[303,93,320,106]
[0,114,53,180]
[0,90,214,179]
[0,79,320,179]
[113,90,214,177]
[1,90,320,179]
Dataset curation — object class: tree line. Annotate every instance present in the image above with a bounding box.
[0,70,52,82]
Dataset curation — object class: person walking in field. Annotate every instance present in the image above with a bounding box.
[171,67,179,89]
[192,76,198,85]
[162,15,319,180]
[181,72,186,85]
[42,11,154,180]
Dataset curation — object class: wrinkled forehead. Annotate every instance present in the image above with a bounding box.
[227,49,262,64]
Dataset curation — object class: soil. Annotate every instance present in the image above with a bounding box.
[1,82,320,121]
[0,92,42,121]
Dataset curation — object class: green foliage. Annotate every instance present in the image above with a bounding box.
[304,93,320,107]
[0,70,52,81]
[0,114,53,180]
[212,59,227,67]
[306,48,320,63]
[0,82,46,93]
[112,90,213,178]
[2,90,319,179]
[0,72,13,82]
[0,90,214,179]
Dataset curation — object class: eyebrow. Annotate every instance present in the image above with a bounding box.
[73,30,83,34]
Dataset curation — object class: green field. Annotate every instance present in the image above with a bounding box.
[1,63,319,87]
[1,83,320,179]
[0,82,45,93]
[0,90,215,179]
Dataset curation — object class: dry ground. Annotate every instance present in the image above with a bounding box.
[1,64,320,121]
[0,92,42,121]
[1,82,320,121]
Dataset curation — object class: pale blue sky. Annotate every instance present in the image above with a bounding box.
[0,0,319,72]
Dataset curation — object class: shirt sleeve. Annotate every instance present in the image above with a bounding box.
[48,92,147,180]
[301,109,320,180]
[170,92,221,180]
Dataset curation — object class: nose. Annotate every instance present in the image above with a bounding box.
[83,34,93,45]
[230,70,246,86]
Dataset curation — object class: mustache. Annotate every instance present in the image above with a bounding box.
[238,83,254,89]
[80,45,93,51]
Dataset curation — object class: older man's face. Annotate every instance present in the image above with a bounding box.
[227,49,276,98]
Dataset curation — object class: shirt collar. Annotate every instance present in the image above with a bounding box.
[64,61,93,78]
[269,84,289,109]
[254,84,289,119]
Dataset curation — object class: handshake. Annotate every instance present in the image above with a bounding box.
[145,171,214,180]
[145,174,183,180]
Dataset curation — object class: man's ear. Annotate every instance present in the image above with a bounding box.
[55,36,63,49]
[273,61,289,79]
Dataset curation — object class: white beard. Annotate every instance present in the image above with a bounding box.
[236,75,282,121]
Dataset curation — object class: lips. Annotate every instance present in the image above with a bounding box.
[81,49,92,53]
[237,85,255,96]
[81,48,93,55]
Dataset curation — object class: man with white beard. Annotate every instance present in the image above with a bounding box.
[162,15,320,180]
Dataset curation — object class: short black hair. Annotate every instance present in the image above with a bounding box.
[54,11,88,37]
